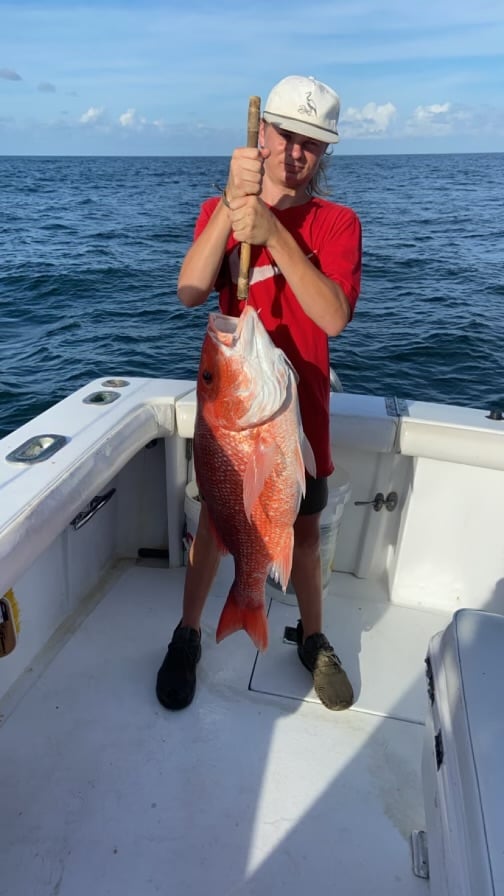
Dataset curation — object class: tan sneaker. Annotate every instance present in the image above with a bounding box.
[296,621,354,711]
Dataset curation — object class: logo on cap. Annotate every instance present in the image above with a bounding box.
[298,91,317,117]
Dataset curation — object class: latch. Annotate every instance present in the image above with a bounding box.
[434,729,444,770]
[411,830,429,879]
[354,491,398,512]
[425,656,435,705]
[70,488,116,531]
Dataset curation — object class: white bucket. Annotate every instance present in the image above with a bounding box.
[184,481,235,588]
[266,465,352,606]
[183,469,351,603]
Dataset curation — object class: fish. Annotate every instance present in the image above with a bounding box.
[194,304,316,652]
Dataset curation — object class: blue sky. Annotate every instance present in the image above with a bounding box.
[1,0,503,155]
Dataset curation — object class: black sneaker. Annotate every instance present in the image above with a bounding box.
[296,621,354,711]
[156,623,202,710]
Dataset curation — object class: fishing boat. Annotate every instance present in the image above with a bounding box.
[1,374,503,895]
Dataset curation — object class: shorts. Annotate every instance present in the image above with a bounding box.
[298,476,328,516]
[199,475,328,517]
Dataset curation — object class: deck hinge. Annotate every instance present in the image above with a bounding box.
[385,397,410,417]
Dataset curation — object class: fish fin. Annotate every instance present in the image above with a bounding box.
[268,528,294,592]
[290,441,308,509]
[216,594,269,652]
[242,436,277,523]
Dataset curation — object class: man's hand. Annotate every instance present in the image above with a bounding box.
[227,195,277,247]
[226,147,270,201]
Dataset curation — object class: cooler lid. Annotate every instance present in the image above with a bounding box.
[453,609,504,893]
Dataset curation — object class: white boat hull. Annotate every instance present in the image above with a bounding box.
[1,377,503,894]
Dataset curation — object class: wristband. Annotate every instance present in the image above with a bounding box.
[213,183,231,208]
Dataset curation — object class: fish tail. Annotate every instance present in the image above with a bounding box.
[216,593,269,652]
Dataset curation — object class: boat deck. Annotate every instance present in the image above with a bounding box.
[0,559,451,896]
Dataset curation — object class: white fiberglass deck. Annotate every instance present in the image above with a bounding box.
[0,561,450,896]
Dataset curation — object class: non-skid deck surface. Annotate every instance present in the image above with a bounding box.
[254,575,449,724]
[0,562,445,896]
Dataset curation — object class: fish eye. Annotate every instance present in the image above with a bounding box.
[202,370,213,383]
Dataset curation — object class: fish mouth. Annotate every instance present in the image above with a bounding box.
[208,307,256,349]
[206,307,293,428]
[208,312,239,347]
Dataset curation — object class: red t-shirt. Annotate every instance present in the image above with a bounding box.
[194,196,362,476]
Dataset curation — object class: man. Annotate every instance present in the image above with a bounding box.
[157,75,362,712]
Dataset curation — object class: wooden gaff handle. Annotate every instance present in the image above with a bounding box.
[237,95,261,300]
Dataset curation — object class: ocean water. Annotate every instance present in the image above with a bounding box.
[0,153,503,438]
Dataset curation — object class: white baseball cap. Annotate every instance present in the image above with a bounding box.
[263,75,340,144]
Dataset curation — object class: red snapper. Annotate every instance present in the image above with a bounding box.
[194,305,315,651]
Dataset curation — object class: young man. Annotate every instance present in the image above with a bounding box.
[157,75,362,712]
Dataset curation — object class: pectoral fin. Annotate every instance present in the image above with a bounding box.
[268,528,294,593]
[242,435,277,523]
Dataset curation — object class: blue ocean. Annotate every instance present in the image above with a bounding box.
[0,153,503,438]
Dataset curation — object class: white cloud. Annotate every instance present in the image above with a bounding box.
[341,102,397,138]
[337,98,504,143]
[38,81,56,93]
[76,105,167,136]
[118,108,147,129]
[118,109,169,133]
[406,102,474,136]
[408,103,452,135]
[80,106,106,125]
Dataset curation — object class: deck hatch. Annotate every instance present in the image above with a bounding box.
[6,433,69,464]
[83,390,120,405]
[101,378,130,388]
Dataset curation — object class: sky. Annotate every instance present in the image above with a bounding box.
[1,0,504,156]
